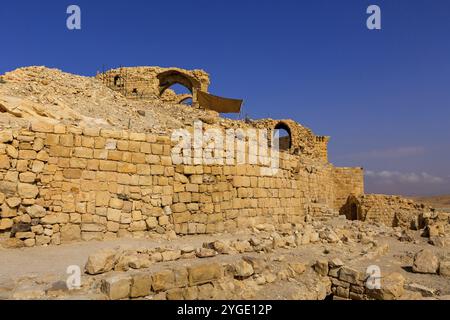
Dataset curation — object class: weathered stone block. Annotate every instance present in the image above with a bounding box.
[130,273,153,298]
[339,266,363,285]
[31,122,54,133]
[412,249,439,274]
[60,224,81,242]
[152,270,175,292]
[101,275,131,300]
[367,273,405,300]
[188,263,223,286]
[85,249,118,275]
[17,183,39,199]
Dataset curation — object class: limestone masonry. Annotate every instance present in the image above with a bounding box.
[0,120,363,247]
[1,66,449,301]
[0,66,367,248]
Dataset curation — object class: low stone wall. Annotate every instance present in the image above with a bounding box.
[0,122,362,247]
[340,194,442,229]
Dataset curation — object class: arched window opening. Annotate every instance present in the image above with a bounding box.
[113,75,123,87]
[160,83,193,105]
[157,70,199,95]
[273,122,292,151]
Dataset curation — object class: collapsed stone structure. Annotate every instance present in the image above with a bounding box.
[0,65,447,251]
[1,66,449,301]
[97,67,210,105]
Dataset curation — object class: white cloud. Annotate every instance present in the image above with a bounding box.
[366,170,445,185]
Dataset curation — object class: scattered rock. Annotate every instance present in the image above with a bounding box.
[289,262,306,275]
[412,249,439,274]
[314,259,329,276]
[368,272,405,300]
[85,249,118,275]
[405,283,437,297]
[234,260,254,278]
[329,258,344,268]
[196,248,217,258]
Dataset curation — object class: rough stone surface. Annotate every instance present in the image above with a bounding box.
[85,249,118,275]
[412,249,440,274]
[101,275,131,300]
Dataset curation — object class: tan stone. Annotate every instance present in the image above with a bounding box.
[31,121,54,133]
[5,197,21,208]
[368,273,405,300]
[17,183,39,199]
[314,259,329,276]
[26,205,46,218]
[0,218,13,230]
[166,288,184,300]
[129,221,147,232]
[109,198,123,209]
[107,208,122,222]
[101,275,131,300]
[188,263,223,286]
[19,172,36,183]
[0,155,10,169]
[152,270,175,292]
[60,224,81,242]
[162,250,182,262]
[96,191,110,207]
[15,232,35,239]
[0,130,13,143]
[85,249,119,275]
[1,203,17,218]
[18,150,37,160]
[117,163,136,173]
[234,259,254,278]
[412,249,439,274]
[439,261,450,277]
[339,266,363,285]
[130,273,153,298]
[81,223,105,232]
[24,238,36,247]
[6,145,18,158]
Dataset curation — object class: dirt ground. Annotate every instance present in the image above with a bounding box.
[1,217,449,300]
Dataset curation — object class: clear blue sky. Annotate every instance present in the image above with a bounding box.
[1,0,449,195]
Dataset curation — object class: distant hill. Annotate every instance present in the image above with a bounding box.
[412,195,450,212]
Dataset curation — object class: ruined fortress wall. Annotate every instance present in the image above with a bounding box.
[332,167,364,210]
[341,194,432,229]
[0,122,360,247]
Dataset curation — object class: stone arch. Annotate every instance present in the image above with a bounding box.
[157,70,201,96]
[178,95,193,105]
[273,121,292,151]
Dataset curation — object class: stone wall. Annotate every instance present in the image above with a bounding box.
[97,66,210,104]
[332,167,364,210]
[0,121,362,247]
[340,194,437,229]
